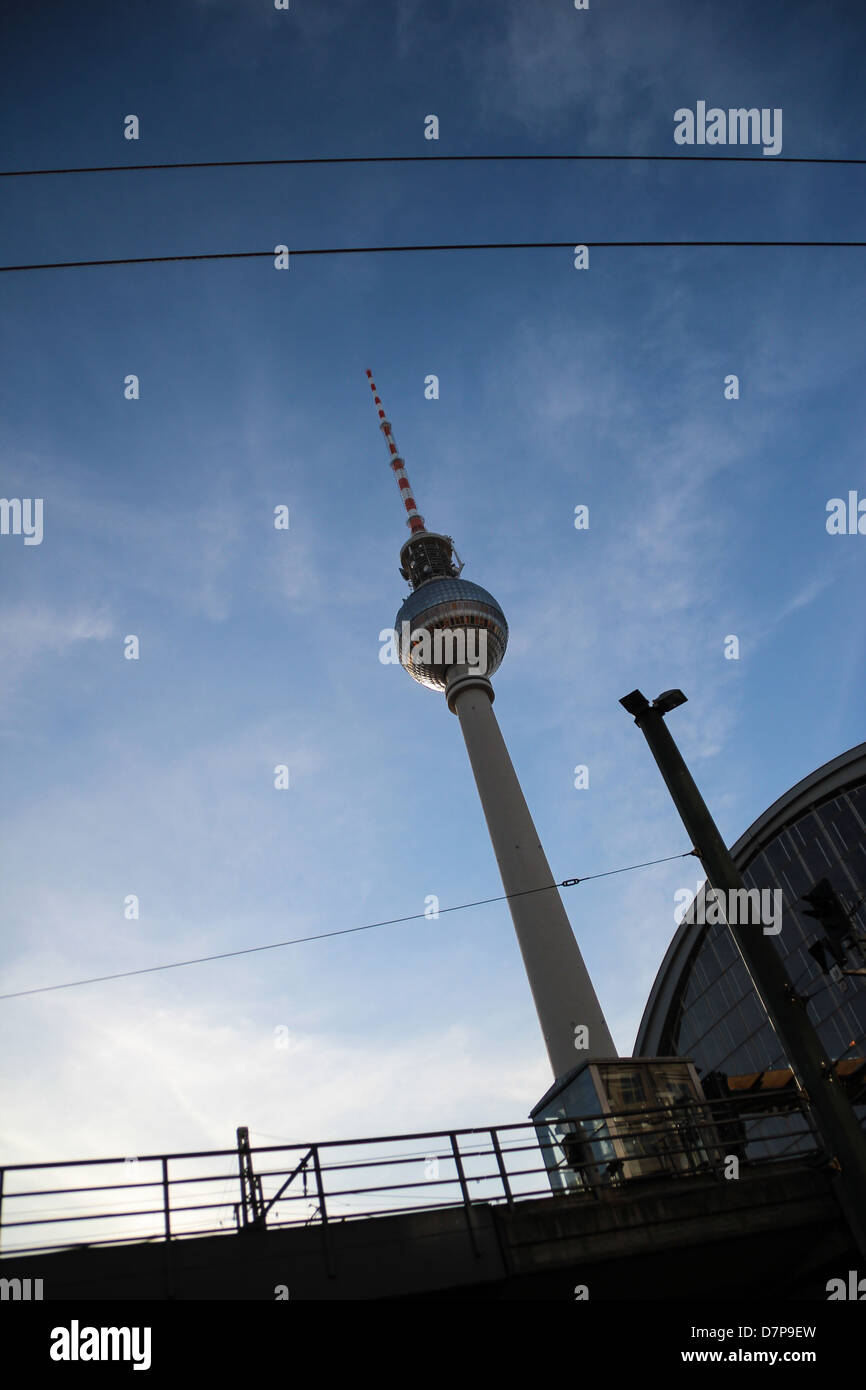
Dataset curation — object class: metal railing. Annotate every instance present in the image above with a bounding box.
[0,1093,824,1259]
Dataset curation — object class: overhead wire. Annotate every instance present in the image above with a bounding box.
[2,241,864,275]
[0,849,696,1001]
[2,151,863,177]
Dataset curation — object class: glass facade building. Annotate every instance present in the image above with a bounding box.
[634,743,866,1112]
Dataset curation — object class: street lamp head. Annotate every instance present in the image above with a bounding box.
[653,689,688,715]
[619,689,651,717]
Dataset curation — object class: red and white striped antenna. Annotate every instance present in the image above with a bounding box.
[366,369,426,535]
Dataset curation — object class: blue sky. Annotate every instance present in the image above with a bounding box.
[1,0,865,1166]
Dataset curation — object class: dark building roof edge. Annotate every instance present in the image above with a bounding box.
[633,740,866,1058]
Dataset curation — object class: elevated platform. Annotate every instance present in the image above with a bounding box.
[1,1161,854,1300]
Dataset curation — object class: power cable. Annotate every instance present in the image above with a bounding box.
[0,849,695,1001]
[2,152,863,178]
[2,241,864,275]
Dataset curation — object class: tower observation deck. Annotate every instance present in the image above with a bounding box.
[367,370,615,1079]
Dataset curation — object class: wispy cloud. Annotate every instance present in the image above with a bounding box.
[0,602,113,718]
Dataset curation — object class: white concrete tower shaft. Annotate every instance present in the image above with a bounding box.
[447,670,616,1078]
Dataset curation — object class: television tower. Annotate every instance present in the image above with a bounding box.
[367,370,616,1079]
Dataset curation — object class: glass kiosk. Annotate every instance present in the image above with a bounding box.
[531,1057,715,1194]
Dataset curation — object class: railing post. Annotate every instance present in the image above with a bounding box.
[311,1145,335,1278]
[236,1126,265,1229]
[450,1134,481,1256]
[490,1129,513,1206]
[161,1157,171,1241]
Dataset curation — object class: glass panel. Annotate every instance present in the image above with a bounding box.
[599,1066,648,1111]
[649,1064,697,1106]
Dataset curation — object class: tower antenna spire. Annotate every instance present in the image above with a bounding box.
[366,369,426,535]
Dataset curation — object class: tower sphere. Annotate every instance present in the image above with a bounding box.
[395,577,509,691]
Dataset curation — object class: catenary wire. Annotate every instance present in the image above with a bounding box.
[1,241,864,274]
[2,152,863,177]
[0,849,696,1001]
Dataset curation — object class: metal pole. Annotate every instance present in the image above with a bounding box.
[236,1127,249,1228]
[161,1157,171,1241]
[311,1145,335,1278]
[236,1125,265,1228]
[490,1129,514,1206]
[621,688,866,1256]
[449,1134,480,1257]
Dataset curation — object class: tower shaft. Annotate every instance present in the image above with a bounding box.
[368,367,614,1081]
[447,671,616,1077]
